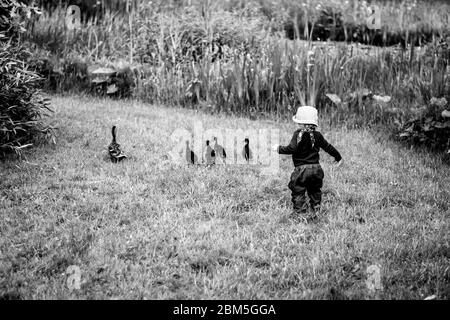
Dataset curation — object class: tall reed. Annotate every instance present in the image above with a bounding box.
[24,0,449,129]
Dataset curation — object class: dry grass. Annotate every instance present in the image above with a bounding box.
[0,95,449,299]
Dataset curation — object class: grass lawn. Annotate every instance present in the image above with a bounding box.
[0,95,449,299]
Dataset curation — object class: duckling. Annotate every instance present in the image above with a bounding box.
[242,138,252,163]
[204,140,216,166]
[108,125,127,163]
[213,136,226,164]
[185,140,198,165]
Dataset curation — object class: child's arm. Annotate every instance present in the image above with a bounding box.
[277,131,298,155]
[317,132,342,161]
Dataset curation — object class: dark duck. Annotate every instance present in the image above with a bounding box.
[242,138,252,163]
[108,125,127,163]
[204,140,216,166]
[213,136,226,164]
[185,140,198,165]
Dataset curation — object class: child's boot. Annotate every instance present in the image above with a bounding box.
[291,202,317,223]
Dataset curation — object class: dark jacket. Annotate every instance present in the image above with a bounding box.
[278,129,342,167]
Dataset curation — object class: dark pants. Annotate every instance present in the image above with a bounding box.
[288,164,324,215]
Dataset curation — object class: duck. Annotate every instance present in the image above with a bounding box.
[213,136,226,164]
[204,140,216,166]
[108,125,127,163]
[242,138,252,163]
[185,140,198,165]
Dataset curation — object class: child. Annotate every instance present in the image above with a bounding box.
[273,106,342,222]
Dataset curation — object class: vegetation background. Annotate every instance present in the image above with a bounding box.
[0,0,449,299]
[20,0,450,155]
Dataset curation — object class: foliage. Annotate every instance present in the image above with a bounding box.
[18,0,450,155]
[0,0,54,158]
[399,97,450,153]
[0,0,42,41]
[279,0,449,46]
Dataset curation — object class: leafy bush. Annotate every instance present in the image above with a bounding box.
[0,41,54,157]
[0,0,54,158]
[399,97,450,153]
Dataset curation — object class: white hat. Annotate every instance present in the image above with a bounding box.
[292,106,318,126]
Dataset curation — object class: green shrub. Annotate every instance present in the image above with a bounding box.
[0,41,55,158]
[0,0,54,158]
[399,97,450,154]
